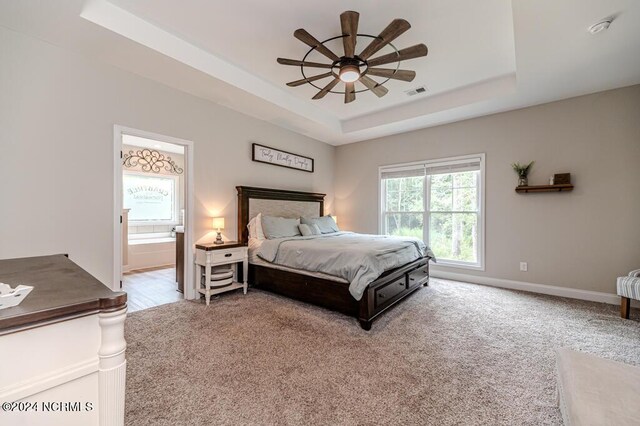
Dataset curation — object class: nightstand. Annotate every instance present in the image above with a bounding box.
[194,241,248,305]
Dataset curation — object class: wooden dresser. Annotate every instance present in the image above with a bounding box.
[0,254,127,426]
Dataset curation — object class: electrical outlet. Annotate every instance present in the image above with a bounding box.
[520,262,528,272]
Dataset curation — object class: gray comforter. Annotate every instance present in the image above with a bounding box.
[256,232,435,301]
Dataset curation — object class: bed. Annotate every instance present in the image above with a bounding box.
[237,186,433,330]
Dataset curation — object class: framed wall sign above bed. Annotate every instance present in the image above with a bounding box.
[237,186,433,330]
[252,143,314,173]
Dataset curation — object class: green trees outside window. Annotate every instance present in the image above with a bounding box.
[381,160,482,266]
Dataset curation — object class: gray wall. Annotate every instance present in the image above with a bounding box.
[335,85,640,294]
[0,27,335,286]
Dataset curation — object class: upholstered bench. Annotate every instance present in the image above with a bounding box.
[556,348,640,425]
[618,269,640,318]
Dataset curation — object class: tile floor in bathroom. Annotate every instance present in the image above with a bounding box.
[123,266,182,312]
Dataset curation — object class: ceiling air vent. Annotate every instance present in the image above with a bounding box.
[405,86,428,97]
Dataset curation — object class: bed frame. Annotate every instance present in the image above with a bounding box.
[237,186,431,330]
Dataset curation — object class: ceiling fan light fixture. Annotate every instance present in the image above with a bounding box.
[278,11,429,103]
[339,64,360,83]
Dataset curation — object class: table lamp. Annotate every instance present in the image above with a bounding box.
[212,217,225,244]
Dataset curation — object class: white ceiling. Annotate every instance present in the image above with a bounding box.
[106,0,516,120]
[0,0,638,145]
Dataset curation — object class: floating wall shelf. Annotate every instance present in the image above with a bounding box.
[515,184,574,194]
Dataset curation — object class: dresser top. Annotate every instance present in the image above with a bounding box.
[195,241,246,251]
[0,254,126,335]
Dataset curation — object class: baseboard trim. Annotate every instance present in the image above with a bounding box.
[124,263,176,274]
[430,270,640,308]
[0,358,98,401]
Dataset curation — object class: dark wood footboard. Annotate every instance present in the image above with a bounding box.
[249,257,431,330]
[358,257,430,330]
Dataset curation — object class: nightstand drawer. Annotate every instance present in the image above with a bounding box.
[210,248,245,264]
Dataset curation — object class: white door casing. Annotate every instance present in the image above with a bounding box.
[113,125,196,300]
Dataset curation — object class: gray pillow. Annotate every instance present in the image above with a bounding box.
[298,223,322,236]
[261,216,301,239]
[298,224,312,236]
[300,216,339,234]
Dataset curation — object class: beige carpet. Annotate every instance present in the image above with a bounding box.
[124,279,640,425]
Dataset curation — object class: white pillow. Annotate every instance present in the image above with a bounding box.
[248,218,257,238]
[255,213,266,239]
[247,213,266,240]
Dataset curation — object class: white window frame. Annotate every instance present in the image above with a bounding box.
[123,171,181,226]
[378,153,485,271]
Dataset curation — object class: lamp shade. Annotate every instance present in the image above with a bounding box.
[212,217,225,230]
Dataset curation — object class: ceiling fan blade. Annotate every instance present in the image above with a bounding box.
[359,75,389,98]
[358,19,411,60]
[366,44,428,67]
[344,82,356,103]
[340,11,359,58]
[312,77,340,100]
[366,68,416,82]
[287,72,334,87]
[294,29,340,62]
[277,58,334,69]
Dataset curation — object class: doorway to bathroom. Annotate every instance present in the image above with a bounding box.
[113,126,195,311]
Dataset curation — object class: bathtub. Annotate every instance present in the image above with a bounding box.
[125,233,176,272]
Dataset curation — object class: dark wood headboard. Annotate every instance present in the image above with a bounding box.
[236,186,326,245]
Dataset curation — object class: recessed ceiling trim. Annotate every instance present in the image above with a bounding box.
[80,0,341,132]
[341,73,517,133]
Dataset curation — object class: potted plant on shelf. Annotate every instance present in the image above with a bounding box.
[512,161,534,187]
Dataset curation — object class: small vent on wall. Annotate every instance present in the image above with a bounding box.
[405,86,428,97]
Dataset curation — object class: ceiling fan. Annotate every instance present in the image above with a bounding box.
[277,11,428,104]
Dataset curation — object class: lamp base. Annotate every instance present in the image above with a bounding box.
[214,232,224,245]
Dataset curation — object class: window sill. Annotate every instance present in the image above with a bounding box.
[430,261,485,272]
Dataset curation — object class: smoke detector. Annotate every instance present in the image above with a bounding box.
[588,19,612,34]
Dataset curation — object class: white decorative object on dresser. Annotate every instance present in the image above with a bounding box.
[195,241,248,305]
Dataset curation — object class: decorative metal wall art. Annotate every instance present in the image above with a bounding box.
[123,149,183,175]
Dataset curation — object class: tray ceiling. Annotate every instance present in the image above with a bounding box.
[0,0,638,145]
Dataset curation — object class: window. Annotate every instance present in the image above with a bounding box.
[380,154,484,269]
[380,166,425,239]
[123,172,179,224]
